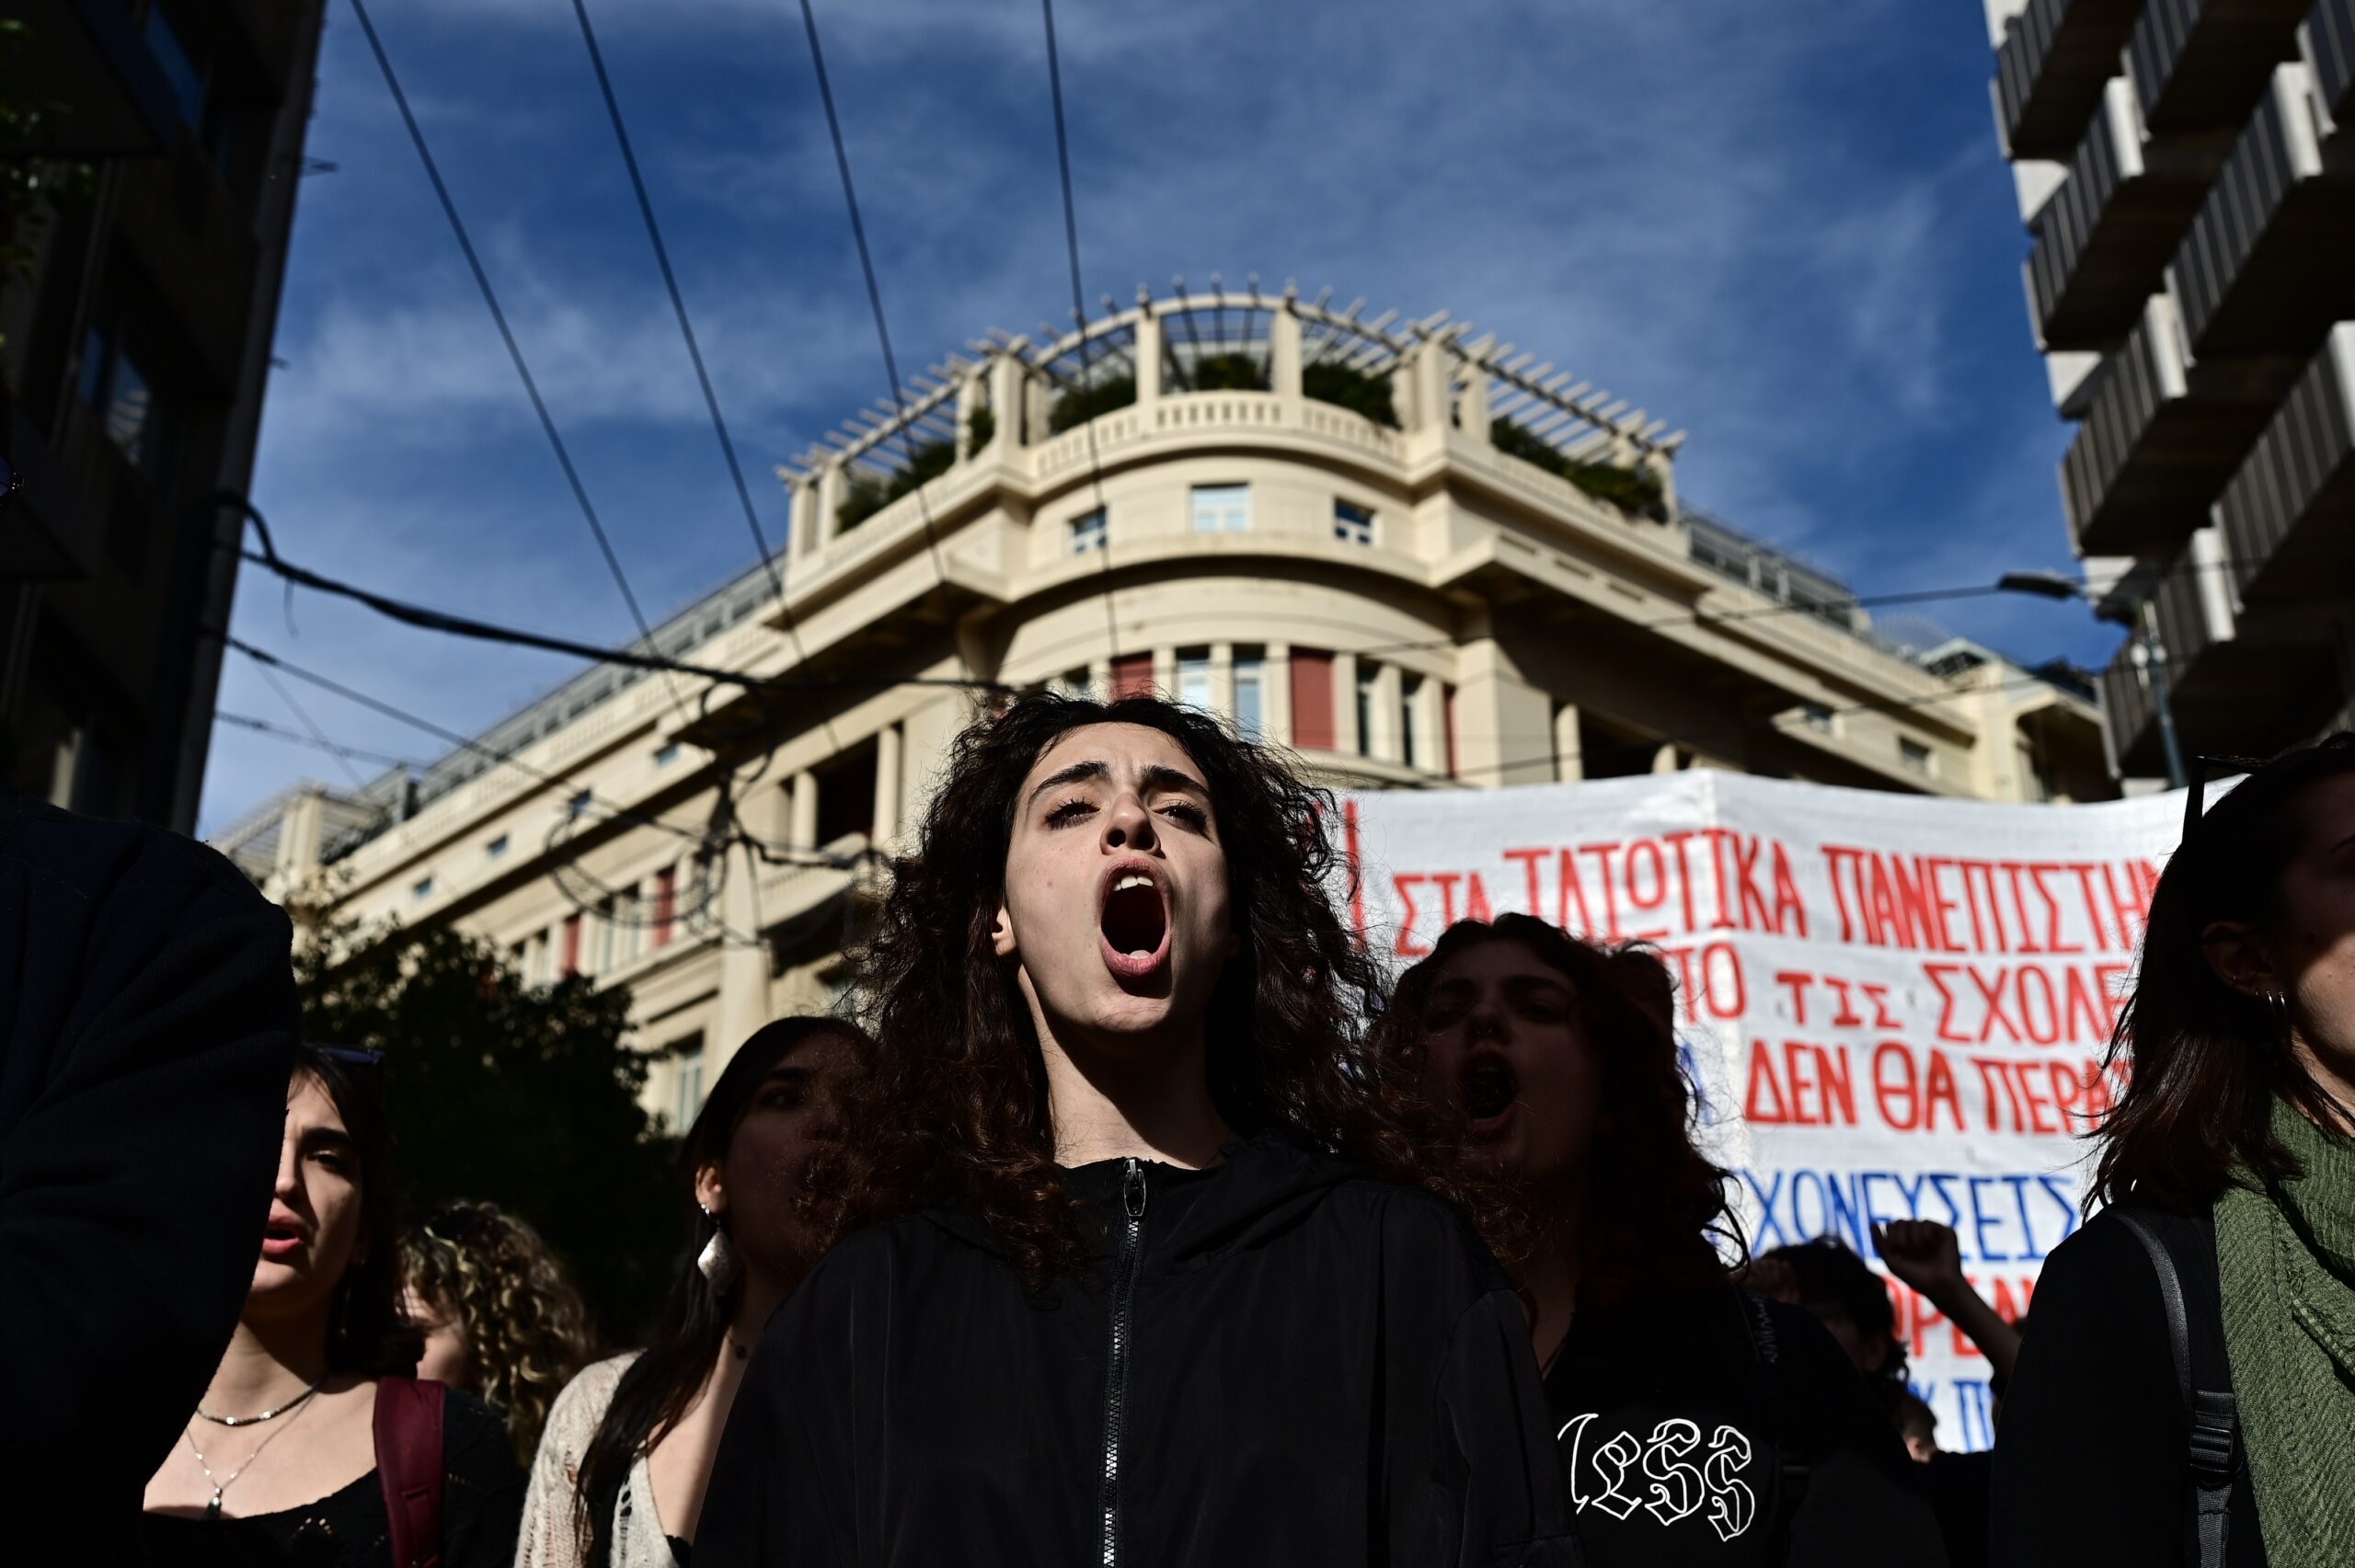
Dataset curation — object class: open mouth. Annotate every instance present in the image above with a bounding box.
[1098,864,1172,980]
[1459,1055,1520,1136]
[259,1217,305,1259]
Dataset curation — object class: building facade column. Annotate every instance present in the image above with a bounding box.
[715,839,771,1075]
[1134,307,1163,408]
[872,722,903,849]
[1552,701,1582,783]
[1451,634,1551,786]
[789,770,819,852]
[1334,651,1362,756]
[1270,306,1304,407]
[1266,642,1293,745]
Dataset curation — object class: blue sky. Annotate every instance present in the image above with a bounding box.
[201,0,2094,835]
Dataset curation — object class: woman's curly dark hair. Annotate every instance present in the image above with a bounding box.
[1373,916,1742,1310]
[397,1201,593,1465]
[821,691,1492,1281]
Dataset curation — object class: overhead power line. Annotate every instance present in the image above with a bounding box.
[794,0,969,680]
[344,0,689,721]
[565,0,781,602]
[221,494,1000,697]
[251,658,375,793]
[1038,0,1121,666]
[215,710,419,773]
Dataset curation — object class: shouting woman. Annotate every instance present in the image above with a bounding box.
[695,692,1575,1568]
[1382,916,1945,1568]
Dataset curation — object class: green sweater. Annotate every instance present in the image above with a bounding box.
[2215,1096,2355,1568]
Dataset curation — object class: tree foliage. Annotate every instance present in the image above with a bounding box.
[295,918,680,1343]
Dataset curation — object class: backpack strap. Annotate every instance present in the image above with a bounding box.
[373,1375,447,1568]
[2112,1208,2239,1568]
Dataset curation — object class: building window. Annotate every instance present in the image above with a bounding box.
[561,913,582,977]
[1291,649,1336,750]
[653,865,677,949]
[566,789,593,821]
[1899,738,1933,775]
[1355,663,1379,758]
[79,323,172,481]
[1111,652,1155,699]
[1191,484,1250,534]
[1400,675,1424,770]
[1801,703,1834,733]
[1234,648,1265,739]
[655,742,681,768]
[485,834,509,861]
[1070,507,1108,554]
[1177,649,1212,714]
[813,738,880,846]
[412,875,433,900]
[1051,666,1095,699]
[672,1035,706,1129]
[1334,499,1376,546]
[144,3,210,131]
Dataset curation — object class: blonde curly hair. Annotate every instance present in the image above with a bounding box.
[398,1201,593,1463]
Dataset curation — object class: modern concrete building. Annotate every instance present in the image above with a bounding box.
[213,285,2109,1116]
[0,0,325,829]
[1982,0,2355,776]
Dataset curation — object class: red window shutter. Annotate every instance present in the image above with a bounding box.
[1291,649,1336,750]
[1111,653,1155,699]
[561,913,582,977]
[1444,684,1461,779]
[653,866,676,949]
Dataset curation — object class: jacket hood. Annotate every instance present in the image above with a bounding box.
[918,1132,1360,1273]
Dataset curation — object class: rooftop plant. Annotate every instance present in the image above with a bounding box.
[1304,361,1398,428]
[1049,372,1136,434]
[836,438,957,532]
[1181,351,1269,392]
[1488,418,1666,521]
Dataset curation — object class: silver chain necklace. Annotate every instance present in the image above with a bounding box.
[195,1378,322,1427]
[183,1391,319,1520]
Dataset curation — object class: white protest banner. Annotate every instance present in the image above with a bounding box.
[1340,770,2190,1452]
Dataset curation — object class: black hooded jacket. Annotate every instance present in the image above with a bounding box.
[696,1134,1582,1567]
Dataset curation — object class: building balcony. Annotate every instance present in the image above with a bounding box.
[2215,321,2355,612]
[2127,0,2309,135]
[2170,63,2355,360]
[1995,0,2148,160]
[2060,292,2298,554]
[2028,79,2223,349]
[2100,527,2344,771]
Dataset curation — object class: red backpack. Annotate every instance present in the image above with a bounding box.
[373,1375,446,1568]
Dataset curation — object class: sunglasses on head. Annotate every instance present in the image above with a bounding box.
[2181,755,2268,843]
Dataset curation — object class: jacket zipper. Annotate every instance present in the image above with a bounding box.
[1099,1157,1149,1567]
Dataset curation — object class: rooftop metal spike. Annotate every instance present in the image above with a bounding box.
[1283,279,1299,305]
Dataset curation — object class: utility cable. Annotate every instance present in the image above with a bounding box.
[214,710,419,773]
[252,658,375,793]
[794,0,970,681]
[224,495,1001,696]
[1038,0,1122,669]
[566,0,783,605]
[345,0,690,721]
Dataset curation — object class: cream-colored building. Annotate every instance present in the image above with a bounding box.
[214,285,2111,1119]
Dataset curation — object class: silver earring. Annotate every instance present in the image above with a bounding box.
[696,1203,739,1294]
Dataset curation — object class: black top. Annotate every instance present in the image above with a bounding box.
[138,1383,525,1567]
[695,1135,1580,1567]
[1546,1288,1947,1568]
[1990,1207,2267,1567]
[0,795,299,1560]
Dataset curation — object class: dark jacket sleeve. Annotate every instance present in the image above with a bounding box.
[1769,1301,1949,1568]
[695,1240,871,1568]
[1988,1215,2181,1567]
[1379,1192,1582,1567]
[437,1384,527,1568]
[0,804,300,1517]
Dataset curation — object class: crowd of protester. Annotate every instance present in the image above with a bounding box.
[6,699,2350,1565]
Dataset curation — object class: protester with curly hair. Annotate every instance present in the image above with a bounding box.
[1382,916,1944,1568]
[696,692,1575,1568]
[397,1201,593,1464]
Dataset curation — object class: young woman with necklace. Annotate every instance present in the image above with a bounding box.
[141,1046,523,1565]
[694,693,1576,1568]
[517,1016,867,1568]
